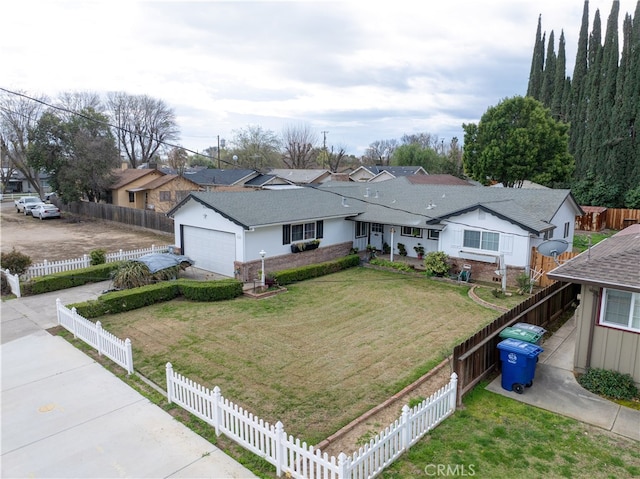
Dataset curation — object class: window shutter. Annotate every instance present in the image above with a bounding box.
[500,234,513,253]
[316,220,324,239]
[282,224,291,245]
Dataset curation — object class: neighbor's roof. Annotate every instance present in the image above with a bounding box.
[111,169,164,189]
[268,169,331,184]
[169,177,582,235]
[407,175,473,186]
[131,174,201,191]
[547,225,640,292]
[182,168,258,186]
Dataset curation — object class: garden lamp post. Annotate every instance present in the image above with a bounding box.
[259,250,266,287]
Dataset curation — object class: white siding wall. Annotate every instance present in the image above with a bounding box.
[439,209,532,268]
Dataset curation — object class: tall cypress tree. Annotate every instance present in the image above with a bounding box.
[597,1,620,190]
[540,31,557,108]
[623,2,640,199]
[551,30,568,120]
[527,16,545,99]
[583,9,603,176]
[569,1,590,169]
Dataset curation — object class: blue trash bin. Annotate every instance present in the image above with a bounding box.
[497,338,544,394]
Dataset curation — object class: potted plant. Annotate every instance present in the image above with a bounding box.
[413,243,425,259]
[366,244,377,260]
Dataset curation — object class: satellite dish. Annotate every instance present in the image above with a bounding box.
[537,239,569,263]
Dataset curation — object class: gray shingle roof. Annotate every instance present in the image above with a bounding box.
[169,177,580,234]
[548,226,640,292]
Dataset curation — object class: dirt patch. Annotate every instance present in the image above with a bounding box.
[0,202,173,263]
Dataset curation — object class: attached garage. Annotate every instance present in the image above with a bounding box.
[181,226,236,277]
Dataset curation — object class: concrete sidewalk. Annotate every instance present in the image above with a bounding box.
[1,283,257,478]
[487,316,640,442]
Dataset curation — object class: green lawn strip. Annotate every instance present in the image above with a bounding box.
[572,231,616,252]
[97,267,497,445]
[381,383,640,479]
[472,285,532,310]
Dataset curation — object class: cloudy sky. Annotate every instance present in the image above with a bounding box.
[2,0,637,156]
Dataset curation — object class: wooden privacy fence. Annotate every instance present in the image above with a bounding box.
[529,247,579,288]
[452,281,579,407]
[58,201,174,233]
[56,299,134,374]
[24,244,170,280]
[166,363,458,479]
[575,207,640,232]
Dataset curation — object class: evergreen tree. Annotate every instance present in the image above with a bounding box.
[527,16,545,98]
[598,0,621,192]
[626,1,640,197]
[569,1,590,160]
[551,30,568,120]
[582,9,603,176]
[540,30,557,107]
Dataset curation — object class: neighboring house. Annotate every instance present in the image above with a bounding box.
[547,225,640,387]
[181,168,262,191]
[1,168,52,194]
[268,169,333,185]
[108,167,201,212]
[168,177,583,284]
[349,165,428,182]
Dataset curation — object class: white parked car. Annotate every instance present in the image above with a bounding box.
[14,196,42,213]
[23,201,47,216]
[31,203,61,219]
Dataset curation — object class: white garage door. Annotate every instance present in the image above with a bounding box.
[182,226,236,277]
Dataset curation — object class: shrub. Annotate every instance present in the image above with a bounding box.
[89,249,107,266]
[516,272,533,295]
[1,272,10,295]
[491,288,505,298]
[275,255,360,285]
[0,248,32,275]
[21,263,121,295]
[369,258,413,272]
[578,368,639,400]
[397,243,407,256]
[423,251,449,276]
[179,279,243,301]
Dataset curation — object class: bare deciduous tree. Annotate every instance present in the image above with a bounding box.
[56,91,104,121]
[281,123,318,169]
[167,147,188,175]
[367,139,398,165]
[325,145,348,172]
[0,89,47,196]
[107,92,179,168]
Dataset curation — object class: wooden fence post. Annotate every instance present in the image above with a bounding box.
[166,362,173,404]
[401,405,411,451]
[449,372,458,411]
[337,452,349,479]
[43,259,50,276]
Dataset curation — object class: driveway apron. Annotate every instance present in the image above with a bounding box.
[1,283,257,478]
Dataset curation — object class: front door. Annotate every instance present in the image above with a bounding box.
[370,223,384,251]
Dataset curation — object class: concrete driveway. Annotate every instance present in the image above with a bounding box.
[1,284,257,478]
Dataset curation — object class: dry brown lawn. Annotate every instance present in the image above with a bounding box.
[98,267,498,444]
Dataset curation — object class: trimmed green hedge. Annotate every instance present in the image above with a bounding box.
[21,263,122,296]
[274,254,360,285]
[70,279,243,318]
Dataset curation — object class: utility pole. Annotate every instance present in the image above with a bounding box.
[217,135,220,169]
[321,131,328,169]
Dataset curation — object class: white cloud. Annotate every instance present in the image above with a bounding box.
[2,0,636,154]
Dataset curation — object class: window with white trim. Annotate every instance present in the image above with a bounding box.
[599,289,640,332]
[428,229,440,240]
[282,221,323,244]
[401,227,422,238]
[355,221,368,238]
[371,223,383,233]
[463,230,499,251]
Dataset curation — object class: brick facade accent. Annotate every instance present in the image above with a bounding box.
[449,258,525,288]
[234,242,354,283]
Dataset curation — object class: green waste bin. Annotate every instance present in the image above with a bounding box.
[499,326,543,345]
[513,322,547,336]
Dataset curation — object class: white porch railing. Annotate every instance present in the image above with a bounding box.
[3,269,21,297]
[56,299,133,374]
[165,363,457,479]
[24,244,170,280]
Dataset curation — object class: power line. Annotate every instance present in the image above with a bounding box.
[0,87,238,167]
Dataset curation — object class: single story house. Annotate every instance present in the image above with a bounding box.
[108,168,201,212]
[168,177,583,284]
[349,165,428,183]
[547,225,640,387]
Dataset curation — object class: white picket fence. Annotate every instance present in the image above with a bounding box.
[166,363,457,479]
[24,244,170,280]
[56,299,134,374]
[3,269,21,298]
